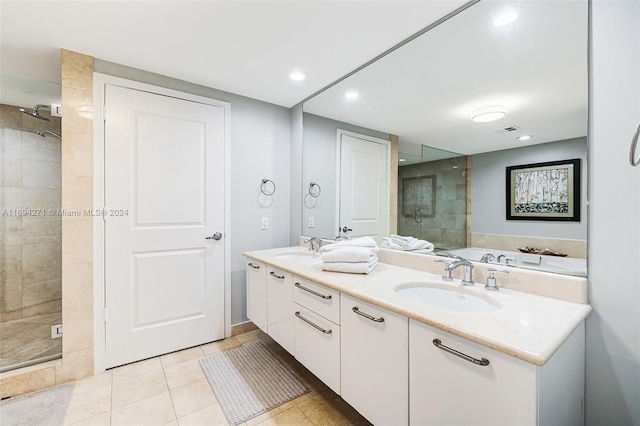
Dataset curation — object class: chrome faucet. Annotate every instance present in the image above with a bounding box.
[480,253,496,263]
[304,237,322,252]
[436,259,474,286]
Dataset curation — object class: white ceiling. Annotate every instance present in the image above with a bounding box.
[0,0,471,108]
[304,0,588,155]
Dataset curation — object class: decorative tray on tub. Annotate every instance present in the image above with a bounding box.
[517,247,567,257]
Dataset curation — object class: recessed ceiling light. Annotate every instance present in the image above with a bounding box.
[493,10,518,27]
[345,91,359,100]
[289,70,307,81]
[517,135,533,141]
[470,105,507,123]
[399,158,406,162]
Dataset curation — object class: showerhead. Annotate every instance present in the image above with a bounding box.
[19,104,50,121]
[36,130,61,139]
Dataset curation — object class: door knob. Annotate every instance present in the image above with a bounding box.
[206,232,223,241]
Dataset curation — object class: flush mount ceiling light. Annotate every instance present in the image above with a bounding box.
[493,10,518,27]
[344,90,359,100]
[470,105,507,123]
[289,70,308,81]
[399,158,406,162]
[517,135,533,141]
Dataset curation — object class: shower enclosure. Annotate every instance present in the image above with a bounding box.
[0,100,62,372]
[397,155,469,251]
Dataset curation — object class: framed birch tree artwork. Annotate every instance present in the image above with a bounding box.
[506,159,581,221]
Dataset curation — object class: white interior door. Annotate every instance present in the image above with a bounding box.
[338,131,390,238]
[104,85,226,368]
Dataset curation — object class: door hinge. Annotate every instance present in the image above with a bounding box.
[103,105,107,121]
[104,307,108,322]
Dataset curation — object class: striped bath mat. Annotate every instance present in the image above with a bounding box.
[199,341,309,425]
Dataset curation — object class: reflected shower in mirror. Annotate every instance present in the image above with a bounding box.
[301,0,588,277]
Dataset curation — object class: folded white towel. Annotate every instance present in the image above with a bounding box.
[321,260,377,274]
[382,236,434,253]
[321,236,379,252]
[321,247,377,263]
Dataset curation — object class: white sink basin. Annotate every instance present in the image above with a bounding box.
[395,284,500,313]
[275,251,317,261]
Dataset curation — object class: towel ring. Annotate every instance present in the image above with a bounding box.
[630,121,640,167]
[261,179,276,196]
[308,182,321,198]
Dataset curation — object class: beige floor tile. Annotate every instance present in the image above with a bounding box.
[111,368,168,409]
[255,405,313,426]
[160,346,205,368]
[201,337,242,355]
[169,377,218,418]
[64,384,111,425]
[67,412,110,426]
[111,357,162,383]
[111,391,176,426]
[177,404,228,426]
[71,370,112,395]
[163,358,206,389]
[235,329,266,345]
[245,401,296,426]
[296,390,364,426]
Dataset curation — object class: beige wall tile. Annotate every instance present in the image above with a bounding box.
[61,88,93,135]
[1,157,22,187]
[22,217,61,245]
[61,176,93,215]
[61,50,93,91]
[61,262,93,311]
[62,305,93,353]
[1,244,22,275]
[62,132,93,177]
[21,242,61,284]
[0,217,23,246]
[61,219,93,264]
[1,273,23,313]
[0,105,23,130]
[23,279,62,307]
[22,299,61,317]
[55,347,93,383]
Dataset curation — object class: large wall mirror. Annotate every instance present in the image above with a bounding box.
[301,0,588,277]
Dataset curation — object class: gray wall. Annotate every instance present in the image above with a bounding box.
[302,112,390,239]
[471,137,587,240]
[587,1,640,424]
[95,60,292,326]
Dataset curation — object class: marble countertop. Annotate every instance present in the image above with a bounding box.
[243,246,592,366]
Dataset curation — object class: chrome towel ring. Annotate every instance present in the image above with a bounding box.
[261,179,276,196]
[308,182,321,198]
[630,122,640,167]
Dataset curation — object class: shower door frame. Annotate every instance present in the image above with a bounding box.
[92,73,232,374]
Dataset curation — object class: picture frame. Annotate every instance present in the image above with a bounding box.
[506,158,581,221]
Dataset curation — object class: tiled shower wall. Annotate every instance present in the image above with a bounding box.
[0,104,62,321]
[397,156,468,249]
[0,103,62,367]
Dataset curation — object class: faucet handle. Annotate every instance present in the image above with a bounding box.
[486,268,509,291]
[434,259,453,281]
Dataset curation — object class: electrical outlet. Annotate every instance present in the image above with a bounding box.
[261,217,268,230]
[308,217,315,228]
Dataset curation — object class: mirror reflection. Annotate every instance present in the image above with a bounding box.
[301,0,588,277]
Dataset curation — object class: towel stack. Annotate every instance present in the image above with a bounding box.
[381,234,434,254]
[320,237,379,274]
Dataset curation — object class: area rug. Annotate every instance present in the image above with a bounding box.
[199,341,308,425]
[0,382,74,426]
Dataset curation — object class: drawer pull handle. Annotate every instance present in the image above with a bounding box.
[269,271,285,280]
[352,306,384,323]
[295,282,332,299]
[295,312,332,334]
[248,263,260,270]
[433,339,490,366]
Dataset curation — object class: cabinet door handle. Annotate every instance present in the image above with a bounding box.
[295,282,332,299]
[352,306,384,323]
[630,122,640,167]
[295,312,332,334]
[433,339,490,366]
[269,271,285,280]
[248,263,260,270]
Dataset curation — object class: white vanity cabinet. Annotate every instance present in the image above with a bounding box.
[246,260,267,332]
[293,277,341,394]
[341,294,409,426]
[266,266,294,354]
[409,319,585,426]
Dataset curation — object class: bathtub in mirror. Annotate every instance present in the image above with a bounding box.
[0,73,63,372]
[300,0,588,277]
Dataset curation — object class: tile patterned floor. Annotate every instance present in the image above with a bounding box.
[0,312,62,370]
[61,329,372,425]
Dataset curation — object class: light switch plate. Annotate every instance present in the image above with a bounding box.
[308,217,315,228]
[261,217,268,230]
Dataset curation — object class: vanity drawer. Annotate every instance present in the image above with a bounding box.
[293,277,340,324]
[294,304,341,394]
